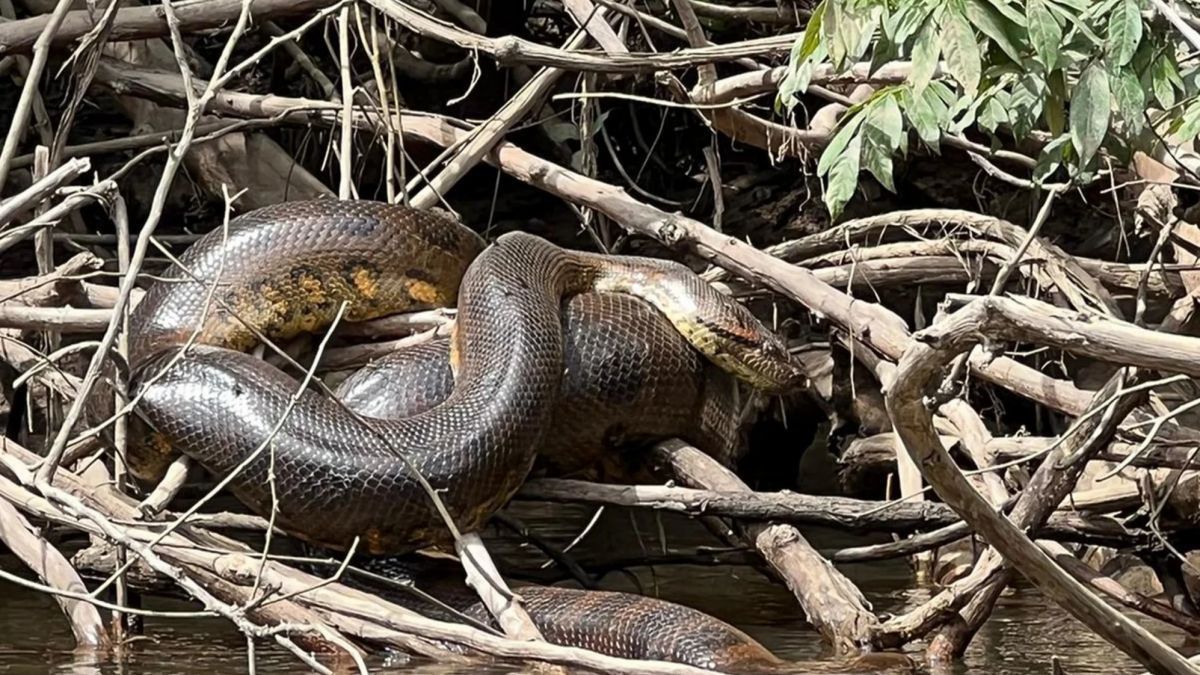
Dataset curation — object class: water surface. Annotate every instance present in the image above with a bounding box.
[1,502,1193,674]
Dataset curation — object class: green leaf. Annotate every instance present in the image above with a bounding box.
[869,95,904,147]
[795,0,826,63]
[902,86,943,147]
[850,6,883,65]
[1130,34,1155,73]
[947,81,985,133]
[1070,62,1112,167]
[824,134,863,219]
[966,0,1025,62]
[978,95,1009,133]
[546,118,581,144]
[1026,0,1063,71]
[1060,41,1095,67]
[824,1,863,70]
[1042,0,1103,44]
[1106,0,1142,67]
[982,61,1025,80]
[864,95,902,174]
[817,115,867,176]
[1174,100,1200,144]
[1079,0,1120,24]
[908,16,941,94]
[950,80,1008,135]
[942,9,982,95]
[779,3,826,113]
[1034,133,1072,183]
[870,35,901,75]
[1045,69,1067,135]
[861,141,896,193]
[1167,54,1186,91]
[885,1,932,46]
[1110,67,1145,134]
[987,0,1030,27]
[1010,70,1046,138]
[778,58,813,110]
[928,80,959,108]
[1152,54,1179,108]
[931,81,954,110]
[1181,65,1200,98]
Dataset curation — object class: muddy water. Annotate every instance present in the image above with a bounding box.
[0,501,1195,674]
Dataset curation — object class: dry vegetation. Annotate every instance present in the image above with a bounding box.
[4,0,1200,673]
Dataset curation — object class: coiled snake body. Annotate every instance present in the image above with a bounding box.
[334,292,746,477]
[128,200,802,670]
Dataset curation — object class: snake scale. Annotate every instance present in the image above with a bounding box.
[126,200,805,671]
[334,292,747,477]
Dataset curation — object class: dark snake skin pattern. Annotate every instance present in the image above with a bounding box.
[127,200,802,670]
[350,555,786,673]
[336,293,745,476]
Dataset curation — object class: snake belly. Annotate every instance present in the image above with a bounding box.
[127,199,800,670]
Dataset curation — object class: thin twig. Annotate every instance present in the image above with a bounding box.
[337,5,354,199]
[0,0,75,192]
[34,0,258,487]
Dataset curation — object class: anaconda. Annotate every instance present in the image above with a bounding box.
[127,199,805,670]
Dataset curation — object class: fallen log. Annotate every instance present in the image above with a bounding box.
[0,0,337,57]
[516,478,1143,545]
[651,439,879,653]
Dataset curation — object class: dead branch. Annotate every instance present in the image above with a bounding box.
[886,297,1197,673]
[410,21,590,209]
[0,305,113,331]
[0,438,359,659]
[0,0,337,56]
[363,0,797,73]
[0,497,109,647]
[652,440,879,653]
[516,478,1134,544]
[0,156,90,225]
[841,433,1200,477]
[0,0,74,193]
[1,437,725,674]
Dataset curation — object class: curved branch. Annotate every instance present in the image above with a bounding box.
[362,0,797,72]
[716,208,1119,316]
[885,295,1198,675]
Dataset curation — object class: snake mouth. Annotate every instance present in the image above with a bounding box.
[757,337,809,393]
[719,343,807,394]
[684,306,806,394]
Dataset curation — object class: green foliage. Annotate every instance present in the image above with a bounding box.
[1070,63,1111,167]
[779,0,1200,219]
[1026,0,1062,70]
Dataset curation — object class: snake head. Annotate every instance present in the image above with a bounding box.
[608,259,808,395]
[703,311,807,394]
[674,293,806,395]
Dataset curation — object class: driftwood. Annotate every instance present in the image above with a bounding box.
[886,299,1197,674]
[0,497,109,647]
[516,478,1138,545]
[0,0,339,56]
[0,438,729,675]
[651,439,879,652]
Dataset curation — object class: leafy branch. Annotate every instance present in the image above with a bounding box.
[781,0,1200,218]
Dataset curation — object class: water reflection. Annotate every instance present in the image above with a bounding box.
[0,502,1193,674]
